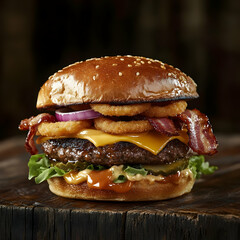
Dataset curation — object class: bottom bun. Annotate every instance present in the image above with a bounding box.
[47,169,194,201]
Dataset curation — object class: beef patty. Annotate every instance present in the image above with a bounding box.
[41,138,192,166]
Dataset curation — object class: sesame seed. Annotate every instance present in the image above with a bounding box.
[120,58,124,61]
[136,72,140,76]
[148,61,152,64]
[63,74,69,79]
[93,76,96,80]
[96,65,99,69]
[161,65,166,69]
[136,58,141,61]
[119,72,123,76]
[65,62,79,68]
[112,63,117,66]
[135,63,141,66]
[168,73,172,76]
[128,64,132,67]
[140,61,145,64]
[180,76,186,81]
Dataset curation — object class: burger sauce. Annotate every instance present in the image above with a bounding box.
[87,169,132,193]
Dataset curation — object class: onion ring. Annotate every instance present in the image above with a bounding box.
[143,101,187,118]
[90,103,151,116]
[94,117,153,134]
[37,120,92,137]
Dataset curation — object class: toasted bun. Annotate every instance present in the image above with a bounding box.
[47,169,194,201]
[37,56,198,110]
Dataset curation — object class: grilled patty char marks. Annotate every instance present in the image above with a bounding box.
[41,138,192,166]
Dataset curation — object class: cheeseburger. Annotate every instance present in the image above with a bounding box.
[19,56,218,201]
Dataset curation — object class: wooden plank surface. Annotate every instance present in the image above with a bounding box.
[0,135,240,240]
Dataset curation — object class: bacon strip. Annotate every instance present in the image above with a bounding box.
[19,113,56,155]
[148,118,179,136]
[178,109,218,155]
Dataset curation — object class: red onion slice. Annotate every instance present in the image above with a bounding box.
[55,108,101,121]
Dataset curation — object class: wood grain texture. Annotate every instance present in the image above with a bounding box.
[0,136,240,240]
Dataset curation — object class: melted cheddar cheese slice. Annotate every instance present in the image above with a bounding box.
[36,128,188,155]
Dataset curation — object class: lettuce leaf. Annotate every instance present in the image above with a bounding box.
[28,154,66,184]
[188,155,217,179]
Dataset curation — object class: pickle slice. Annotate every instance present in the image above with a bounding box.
[143,158,189,176]
[51,161,90,172]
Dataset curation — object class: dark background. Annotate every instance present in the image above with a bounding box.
[0,0,239,140]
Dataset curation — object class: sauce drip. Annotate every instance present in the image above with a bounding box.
[64,170,90,184]
[87,169,132,193]
[162,171,181,184]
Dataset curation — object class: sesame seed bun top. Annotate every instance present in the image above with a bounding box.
[36,55,198,110]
